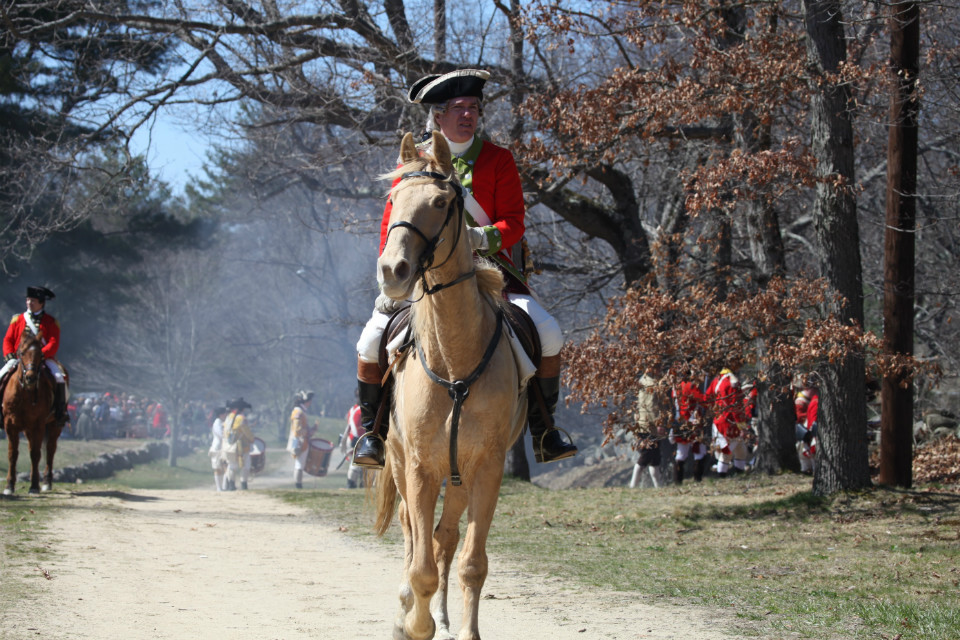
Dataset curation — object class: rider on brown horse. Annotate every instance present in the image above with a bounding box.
[1,286,68,422]
[353,69,578,469]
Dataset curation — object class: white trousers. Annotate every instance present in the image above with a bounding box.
[0,358,64,383]
[356,293,563,363]
[225,452,251,483]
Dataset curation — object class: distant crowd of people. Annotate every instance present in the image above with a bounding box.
[67,392,211,441]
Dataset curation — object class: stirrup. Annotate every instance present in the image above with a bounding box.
[534,427,578,464]
[352,432,386,469]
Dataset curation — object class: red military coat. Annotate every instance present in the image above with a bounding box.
[805,394,819,430]
[3,312,60,359]
[671,380,707,445]
[379,139,526,277]
[706,370,746,438]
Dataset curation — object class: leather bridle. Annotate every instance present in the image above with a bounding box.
[383,171,476,298]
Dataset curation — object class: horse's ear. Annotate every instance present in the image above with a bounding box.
[399,132,418,165]
[431,131,453,174]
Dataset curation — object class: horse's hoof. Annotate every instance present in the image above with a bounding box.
[2,488,12,496]
[41,484,51,492]
[28,487,39,495]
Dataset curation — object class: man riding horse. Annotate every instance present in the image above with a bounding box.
[0,286,68,423]
[353,69,578,468]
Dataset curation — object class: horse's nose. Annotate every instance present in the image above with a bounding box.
[391,260,411,283]
[379,258,411,289]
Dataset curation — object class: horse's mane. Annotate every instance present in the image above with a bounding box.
[19,330,41,352]
[474,258,506,301]
[380,153,457,200]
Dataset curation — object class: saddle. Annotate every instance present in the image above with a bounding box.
[377,302,542,376]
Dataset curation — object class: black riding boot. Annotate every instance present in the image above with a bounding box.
[527,376,578,463]
[693,457,706,482]
[353,380,389,469]
[54,382,67,422]
[674,460,685,485]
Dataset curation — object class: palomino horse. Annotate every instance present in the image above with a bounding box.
[2,332,65,495]
[373,131,527,640]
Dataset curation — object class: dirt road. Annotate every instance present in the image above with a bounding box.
[2,481,741,640]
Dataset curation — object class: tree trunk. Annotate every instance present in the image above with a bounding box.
[879,0,920,488]
[433,0,446,62]
[802,0,871,495]
[735,111,795,473]
[753,363,801,474]
[167,396,182,467]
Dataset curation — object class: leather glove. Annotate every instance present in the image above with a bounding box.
[467,226,489,253]
[375,292,407,315]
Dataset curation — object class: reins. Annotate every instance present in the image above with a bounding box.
[384,171,475,299]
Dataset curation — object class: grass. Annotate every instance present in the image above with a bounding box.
[275,473,960,640]
[2,437,959,639]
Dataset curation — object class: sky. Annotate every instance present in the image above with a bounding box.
[130,114,212,194]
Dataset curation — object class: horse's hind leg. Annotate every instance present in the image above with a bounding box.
[42,421,63,491]
[4,429,19,495]
[432,485,467,640]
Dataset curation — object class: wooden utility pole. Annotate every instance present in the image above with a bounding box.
[880,1,921,488]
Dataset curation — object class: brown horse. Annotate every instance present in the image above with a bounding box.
[2,331,65,495]
[373,131,526,640]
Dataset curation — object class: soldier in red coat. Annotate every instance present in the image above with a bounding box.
[669,375,709,483]
[1,286,68,421]
[353,69,577,469]
[705,367,749,477]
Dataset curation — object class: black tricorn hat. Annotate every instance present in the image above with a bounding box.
[26,286,55,302]
[228,397,252,411]
[408,69,490,105]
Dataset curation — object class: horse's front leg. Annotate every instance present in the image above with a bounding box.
[3,427,18,495]
[27,427,43,494]
[396,466,442,640]
[42,420,63,491]
[457,464,506,640]
[431,485,467,640]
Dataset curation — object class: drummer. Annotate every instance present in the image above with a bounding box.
[287,390,315,489]
[223,397,255,491]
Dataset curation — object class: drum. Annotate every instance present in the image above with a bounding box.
[249,437,267,474]
[303,438,334,477]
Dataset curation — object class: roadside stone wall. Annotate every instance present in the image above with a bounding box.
[17,437,204,484]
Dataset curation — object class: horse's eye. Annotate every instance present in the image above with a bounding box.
[432,196,447,209]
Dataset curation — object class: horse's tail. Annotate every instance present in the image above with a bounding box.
[373,453,398,536]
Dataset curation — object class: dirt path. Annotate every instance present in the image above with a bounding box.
[3,481,742,640]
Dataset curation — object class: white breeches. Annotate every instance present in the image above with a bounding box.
[0,358,64,383]
[225,452,251,482]
[355,293,563,364]
[505,293,563,357]
[714,434,748,473]
[292,447,309,471]
[45,360,64,383]
[675,441,707,462]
